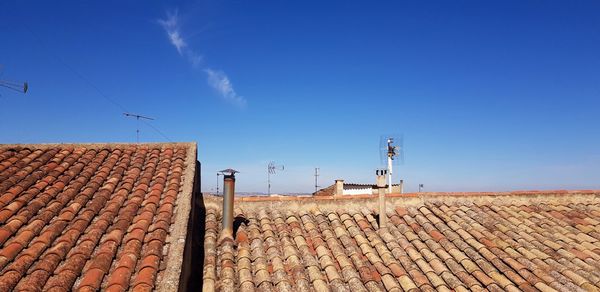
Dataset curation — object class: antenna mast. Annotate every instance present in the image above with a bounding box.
[216,172,222,195]
[123,112,155,143]
[314,167,320,193]
[386,138,397,194]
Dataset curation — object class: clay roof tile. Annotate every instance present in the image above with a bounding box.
[203,188,600,291]
[0,143,195,292]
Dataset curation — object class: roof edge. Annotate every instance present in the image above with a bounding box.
[0,142,196,149]
[157,142,197,291]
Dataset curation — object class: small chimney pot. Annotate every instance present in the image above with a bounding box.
[376,169,387,229]
[334,179,344,196]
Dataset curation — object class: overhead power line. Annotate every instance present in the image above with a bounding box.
[141,118,173,142]
[22,23,173,142]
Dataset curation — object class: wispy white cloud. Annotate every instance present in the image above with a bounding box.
[158,9,247,107]
[158,10,187,55]
[205,69,247,108]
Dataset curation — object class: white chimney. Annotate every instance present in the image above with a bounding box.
[376,169,387,229]
[334,179,344,196]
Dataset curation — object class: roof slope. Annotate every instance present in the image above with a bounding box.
[0,143,196,291]
[203,192,600,292]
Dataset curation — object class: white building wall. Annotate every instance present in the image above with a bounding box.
[343,187,373,196]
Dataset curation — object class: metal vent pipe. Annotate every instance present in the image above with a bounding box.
[222,174,235,239]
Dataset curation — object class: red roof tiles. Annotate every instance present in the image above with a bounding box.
[0,143,196,291]
[203,191,600,291]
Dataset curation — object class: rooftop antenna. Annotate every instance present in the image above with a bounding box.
[267,161,284,196]
[123,112,155,143]
[216,172,222,195]
[314,167,320,193]
[0,80,28,94]
[0,66,28,94]
[379,134,404,194]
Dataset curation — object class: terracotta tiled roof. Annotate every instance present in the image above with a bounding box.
[202,191,600,291]
[0,142,197,291]
[313,185,335,197]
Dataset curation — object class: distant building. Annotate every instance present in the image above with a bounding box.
[314,179,403,196]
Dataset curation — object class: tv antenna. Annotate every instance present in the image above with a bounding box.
[0,80,28,94]
[216,172,222,195]
[379,134,404,194]
[0,67,28,95]
[267,161,284,196]
[123,112,155,143]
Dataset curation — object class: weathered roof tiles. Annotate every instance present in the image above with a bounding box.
[0,143,196,291]
[203,191,600,291]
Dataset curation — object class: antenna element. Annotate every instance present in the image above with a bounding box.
[379,134,404,194]
[0,67,28,94]
[267,161,284,196]
[123,112,155,143]
[216,172,222,195]
[314,167,320,193]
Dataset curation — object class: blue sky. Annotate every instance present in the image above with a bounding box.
[1,1,599,193]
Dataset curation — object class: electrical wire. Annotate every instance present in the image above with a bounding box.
[141,119,173,142]
[22,23,174,142]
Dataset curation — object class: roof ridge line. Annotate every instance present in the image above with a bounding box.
[0,142,197,150]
